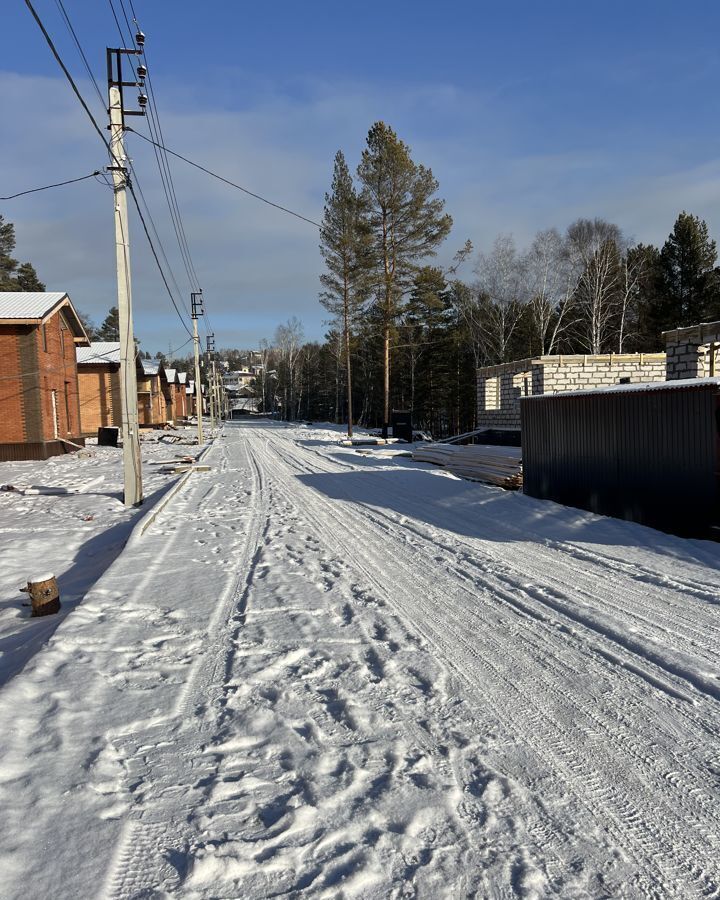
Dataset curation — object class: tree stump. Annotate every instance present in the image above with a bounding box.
[25,575,61,617]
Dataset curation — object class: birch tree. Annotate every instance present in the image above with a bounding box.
[473,234,528,363]
[274,317,304,420]
[566,218,625,353]
[523,228,579,354]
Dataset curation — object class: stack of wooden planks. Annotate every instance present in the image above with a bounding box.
[412,443,523,489]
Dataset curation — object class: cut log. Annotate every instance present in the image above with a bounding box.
[24,574,61,617]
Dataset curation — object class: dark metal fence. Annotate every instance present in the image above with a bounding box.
[520,382,720,536]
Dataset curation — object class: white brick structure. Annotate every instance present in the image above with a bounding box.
[477,353,667,431]
[663,321,720,380]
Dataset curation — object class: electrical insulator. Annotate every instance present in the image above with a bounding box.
[137,65,147,77]
[135,31,145,47]
[138,94,148,108]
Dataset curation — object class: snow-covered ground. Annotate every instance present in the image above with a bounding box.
[0,427,205,687]
[1,420,719,898]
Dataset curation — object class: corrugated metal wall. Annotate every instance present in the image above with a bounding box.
[520,385,719,536]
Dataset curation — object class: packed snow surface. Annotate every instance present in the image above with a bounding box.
[0,420,719,898]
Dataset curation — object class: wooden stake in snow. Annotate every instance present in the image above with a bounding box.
[23,574,61,617]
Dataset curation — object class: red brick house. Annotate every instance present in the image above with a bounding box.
[176,371,189,420]
[76,342,122,435]
[0,292,90,461]
[137,358,167,427]
[162,367,190,425]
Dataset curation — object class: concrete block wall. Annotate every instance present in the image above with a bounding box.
[540,355,666,394]
[664,322,720,379]
[477,353,666,430]
[665,342,703,379]
[476,358,534,431]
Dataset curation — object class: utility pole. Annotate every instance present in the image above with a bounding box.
[206,334,216,431]
[191,291,204,444]
[107,40,147,507]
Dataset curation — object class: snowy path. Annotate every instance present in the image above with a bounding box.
[1,421,719,898]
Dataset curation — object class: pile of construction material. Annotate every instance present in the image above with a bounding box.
[412,443,523,489]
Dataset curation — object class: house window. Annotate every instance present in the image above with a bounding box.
[485,376,500,410]
[42,323,48,352]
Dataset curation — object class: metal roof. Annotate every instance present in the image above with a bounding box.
[76,342,121,365]
[140,359,160,376]
[0,292,68,320]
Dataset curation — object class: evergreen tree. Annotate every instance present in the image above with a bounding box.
[402,266,450,420]
[658,212,720,326]
[357,122,452,428]
[319,150,373,437]
[0,215,18,288]
[0,213,45,291]
[97,306,120,341]
[15,262,45,292]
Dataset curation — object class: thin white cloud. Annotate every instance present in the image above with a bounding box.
[2,68,719,352]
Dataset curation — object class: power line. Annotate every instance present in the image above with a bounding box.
[131,194,193,336]
[1,171,101,200]
[107,1,201,298]
[118,0,204,292]
[126,128,322,228]
[54,0,187,320]
[23,0,193,337]
[54,0,105,107]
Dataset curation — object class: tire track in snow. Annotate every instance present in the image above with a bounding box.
[176,430,512,897]
[102,430,271,900]
[261,428,720,897]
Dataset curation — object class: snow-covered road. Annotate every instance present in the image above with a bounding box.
[1,421,720,899]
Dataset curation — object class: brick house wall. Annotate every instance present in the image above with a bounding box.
[0,310,82,446]
[0,325,25,443]
[138,374,166,426]
[77,365,122,435]
[477,353,667,431]
[175,382,187,419]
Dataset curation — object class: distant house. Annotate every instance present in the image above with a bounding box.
[186,378,196,417]
[0,292,90,460]
[76,342,122,435]
[477,353,667,436]
[161,366,188,425]
[137,358,167,426]
[163,366,177,424]
[176,372,189,420]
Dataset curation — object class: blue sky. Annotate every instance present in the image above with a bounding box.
[3,1,720,354]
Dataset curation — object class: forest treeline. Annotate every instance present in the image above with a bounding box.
[6,116,720,438]
[256,122,720,437]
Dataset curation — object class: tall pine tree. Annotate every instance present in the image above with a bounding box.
[357,122,452,429]
[0,213,45,291]
[319,151,373,437]
[658,212,720,326]
[97,306,120,340]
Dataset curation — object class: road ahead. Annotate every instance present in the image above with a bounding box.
[1,421,719,899]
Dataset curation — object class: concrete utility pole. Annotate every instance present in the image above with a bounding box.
[206,334,216,430]
[191,292,204,444]
[107,43,146,506]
